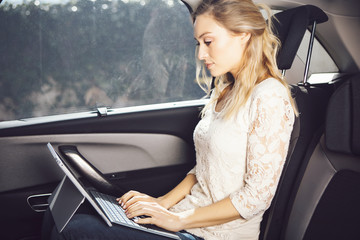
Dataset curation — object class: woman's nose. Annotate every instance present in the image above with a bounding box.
[197,46,208,60]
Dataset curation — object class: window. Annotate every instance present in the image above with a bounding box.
[286,29,339,84]
[0,0,202,121]
[298,30,338,73]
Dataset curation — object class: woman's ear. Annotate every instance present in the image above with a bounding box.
[234,32,251,47]
[239,32,251,44]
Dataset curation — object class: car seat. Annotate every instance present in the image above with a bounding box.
[260,5,331,240]
[281,74,360,240]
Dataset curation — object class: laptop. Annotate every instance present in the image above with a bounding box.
[47,143,180,239]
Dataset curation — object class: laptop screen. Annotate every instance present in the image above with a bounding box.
[47,143,112,229]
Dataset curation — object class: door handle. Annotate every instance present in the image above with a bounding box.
[27,193,52,212]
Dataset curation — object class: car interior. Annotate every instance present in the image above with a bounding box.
[0,0,359,239]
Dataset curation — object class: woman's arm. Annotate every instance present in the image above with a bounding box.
[159,173,197,209]
[178,196,241,229]
[124,195,242,232]
[229,91,295,219]
[118,173,197,210]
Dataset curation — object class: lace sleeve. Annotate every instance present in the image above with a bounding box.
[229,91,294,220]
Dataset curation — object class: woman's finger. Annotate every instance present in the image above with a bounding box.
[126,201,163,219]
[134,216,153,225]
[124,201,183,232]
[119,192,158,210]
[126,200,151,214]
[122,195,147,209]
[126,205,155,219]
[116,190,140,206]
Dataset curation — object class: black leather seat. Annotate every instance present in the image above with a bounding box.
[260,5,332,240]
[282,74,360,240]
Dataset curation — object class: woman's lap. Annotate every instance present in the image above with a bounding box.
[48,213,203,240]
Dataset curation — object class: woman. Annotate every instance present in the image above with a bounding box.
[46,0,296,239]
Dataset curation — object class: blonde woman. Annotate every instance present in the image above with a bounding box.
[46,0,295,239]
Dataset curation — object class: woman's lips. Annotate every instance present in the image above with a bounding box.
[205,63,214,69]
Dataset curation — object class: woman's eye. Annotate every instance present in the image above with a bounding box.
[204,40,211,46]
[195,40,211,46]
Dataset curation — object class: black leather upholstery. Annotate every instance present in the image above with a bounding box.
[272,5,328,71]
[260,84,333,240]
[282,75,360,240]
[260,5,331,240]
[325,74,360,155]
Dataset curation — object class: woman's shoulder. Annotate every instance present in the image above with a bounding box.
[249,78,295,120]
[252,78,289,99]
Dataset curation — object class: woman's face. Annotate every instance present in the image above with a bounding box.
[194,14,250,78]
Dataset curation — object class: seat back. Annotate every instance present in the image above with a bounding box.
[260,5,331,240]
[260,83,333,240]
[282,74,360,240]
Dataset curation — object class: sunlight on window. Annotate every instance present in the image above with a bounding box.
[166,0,174,7]
[0,0,200,121]
[102,4,108,10]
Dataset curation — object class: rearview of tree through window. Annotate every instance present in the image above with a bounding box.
[0,0,201,121]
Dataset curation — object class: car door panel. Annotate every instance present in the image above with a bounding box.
[0,103,202,240]
[0,133,194,190]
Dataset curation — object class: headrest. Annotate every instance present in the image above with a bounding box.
[325,74,360,156]
[181,0,201,13]
[272,5,328,70]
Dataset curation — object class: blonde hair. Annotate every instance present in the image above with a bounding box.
[193,0,298,118]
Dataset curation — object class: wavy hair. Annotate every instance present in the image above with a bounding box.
[193,0,298,118]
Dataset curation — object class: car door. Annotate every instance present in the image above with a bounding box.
[0,0,204,239]
[0,100,205,240]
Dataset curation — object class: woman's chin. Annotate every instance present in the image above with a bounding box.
[210,70,225,78]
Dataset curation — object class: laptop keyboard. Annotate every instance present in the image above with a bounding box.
[90,190,140,227]
[90,190,179,239]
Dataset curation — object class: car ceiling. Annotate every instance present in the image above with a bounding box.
[183,0,360,73]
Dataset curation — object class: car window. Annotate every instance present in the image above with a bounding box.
[298,30,339,74]
[0,0,202,122]
[287,29,339,84]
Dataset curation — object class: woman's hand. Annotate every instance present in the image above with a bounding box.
[116,189,242,232]
[116,190,163,209]
[116,190,185,232]
[125,200,185,232]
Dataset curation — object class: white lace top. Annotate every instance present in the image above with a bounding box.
[170,78,295,240]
